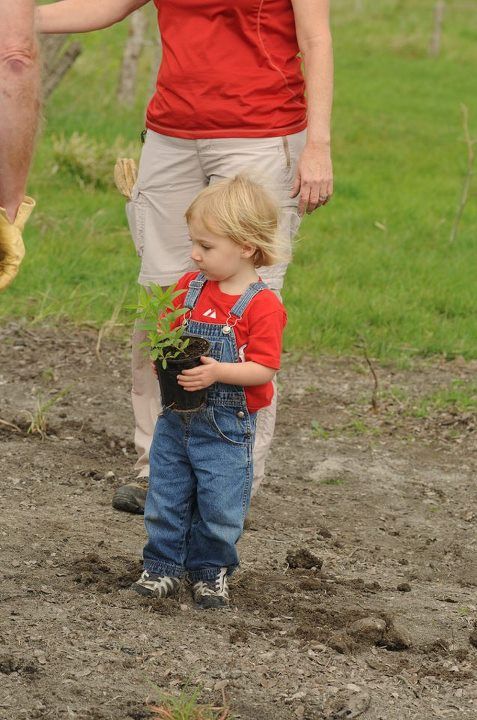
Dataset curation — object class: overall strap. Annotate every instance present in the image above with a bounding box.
[183,273,207,310]
[230,281,268,319]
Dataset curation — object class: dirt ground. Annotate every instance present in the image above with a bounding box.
[1,321,476,720]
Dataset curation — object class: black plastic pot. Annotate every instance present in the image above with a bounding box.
[154,336,211,412]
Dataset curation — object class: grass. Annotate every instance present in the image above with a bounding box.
[147,686,232,720]
[2,0,477,361]
[311,419,330,439]
[363,377,477,417]
[409,379,477,417]
[320,477,347,486]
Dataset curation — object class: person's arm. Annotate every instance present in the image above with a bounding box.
[291,0,334,215]
[36,0,150,34]
[177,357,276,392]
[0,0,39,221]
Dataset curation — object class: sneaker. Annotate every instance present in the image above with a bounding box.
[131,570,180,598]
[112,478,148,514]
[192,568,229,609]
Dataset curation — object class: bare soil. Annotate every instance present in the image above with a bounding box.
[1,322,476,720]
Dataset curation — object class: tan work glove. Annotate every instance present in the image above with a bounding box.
[114,158,138,200]
[0,197,35,292]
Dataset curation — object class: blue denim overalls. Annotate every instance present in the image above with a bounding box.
[143,273,268,582]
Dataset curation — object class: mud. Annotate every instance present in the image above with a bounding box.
[1,321,476,719]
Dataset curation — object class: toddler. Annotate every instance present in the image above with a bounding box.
[132,174,287,608]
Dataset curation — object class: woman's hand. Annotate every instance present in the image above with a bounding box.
[177,356,219,392]
[290,141,333,215]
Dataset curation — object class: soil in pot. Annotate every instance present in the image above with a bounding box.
[155,336,211,412]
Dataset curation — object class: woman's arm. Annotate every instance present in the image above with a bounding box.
[37,0,150,34]
[291,0,334,215]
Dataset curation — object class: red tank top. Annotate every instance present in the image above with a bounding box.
[146,0,307,139]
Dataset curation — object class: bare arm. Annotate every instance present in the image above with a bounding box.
[37,0,150,34]
[0,0,39,221]
[291,0,334,215]
[177,357,276,392]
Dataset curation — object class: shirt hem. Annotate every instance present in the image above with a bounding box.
[246,399,272,413]
[145,118,307,140]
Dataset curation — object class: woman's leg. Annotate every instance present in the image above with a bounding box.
[132,131,208,466]
[113,132,207,511]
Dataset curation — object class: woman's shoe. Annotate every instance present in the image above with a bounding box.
[112,478,148,514]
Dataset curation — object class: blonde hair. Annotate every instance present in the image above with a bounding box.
[185,174,289,267]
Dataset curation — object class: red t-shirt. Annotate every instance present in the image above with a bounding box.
[171,272,287,411]
[147,0,307,139]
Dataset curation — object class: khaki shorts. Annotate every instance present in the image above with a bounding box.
[126,129,306,291]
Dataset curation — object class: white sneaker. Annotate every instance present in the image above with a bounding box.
[131,570,180,598]
[193,568,229,609]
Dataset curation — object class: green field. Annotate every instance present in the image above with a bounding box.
[1,0,476,360]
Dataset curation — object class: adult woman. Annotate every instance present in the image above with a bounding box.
[38,0,334,513]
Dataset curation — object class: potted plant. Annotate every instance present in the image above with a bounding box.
[133,284,210,412]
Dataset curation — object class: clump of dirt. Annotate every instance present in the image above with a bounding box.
[135,596,181,616]
[328,631,358,654]
[348,616,386,644]
[0,653,39,676]
[286,548,323,570]
[68,552,142,592]
[229,628,249,644]
[379,618,413,651]
[298,577,327,592]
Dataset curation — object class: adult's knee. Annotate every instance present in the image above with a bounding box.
[0,41,38,76]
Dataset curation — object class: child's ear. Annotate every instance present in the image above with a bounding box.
[241,243,256,259]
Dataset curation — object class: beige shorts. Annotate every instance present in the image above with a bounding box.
[126,129,306,291]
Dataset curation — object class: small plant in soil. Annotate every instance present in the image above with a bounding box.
[131,284,211,411]
[132,284,191,368]
[311,419,330,439]
[147,685,232,719]
[27,385,72,438]
[321,476,346,486]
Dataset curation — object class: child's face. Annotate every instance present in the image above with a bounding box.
[188,216,254,282]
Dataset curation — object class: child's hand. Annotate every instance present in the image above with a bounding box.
[177,356,220,391]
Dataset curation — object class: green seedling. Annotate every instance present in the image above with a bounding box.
[41,367,57,383]
[147,685,232,720]
[320,477,346,486]
[131,284,191,369]
[345,418,381,436]
[27,385,73,438]
[311,419,330,440]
